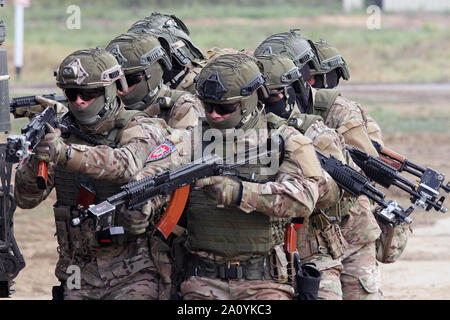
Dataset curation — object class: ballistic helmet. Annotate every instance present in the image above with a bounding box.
[56,47,127,128]
[257,54,304,119]
[310,39,350,88]
[196,54,268,130]
[254,29,321,82]
[106,32,172,109]
[128,13,205,68]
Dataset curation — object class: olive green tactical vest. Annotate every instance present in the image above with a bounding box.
[186,123,288,260]
[307,89,340,122]
[54,109,145,208]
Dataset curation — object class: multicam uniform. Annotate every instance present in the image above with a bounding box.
[106,31,205,299]
[14,48,169,300]
[254,54,348,299]
[176,54,335,300]
[308,40,411,300]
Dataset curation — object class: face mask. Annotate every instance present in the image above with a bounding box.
[312,69,340,89]
[265,86,296,119]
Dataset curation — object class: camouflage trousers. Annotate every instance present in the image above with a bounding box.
[62,267,159,300]
[180,276,295,300]
[317,264,344,300]
[340,242,383,300]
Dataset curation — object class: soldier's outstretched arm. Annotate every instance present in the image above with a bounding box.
[65,116,168,183]
[326,96,379,156]
[238,126,323,218]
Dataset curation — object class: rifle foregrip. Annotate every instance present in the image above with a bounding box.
[379,146,406,164]
[36,161,48,190]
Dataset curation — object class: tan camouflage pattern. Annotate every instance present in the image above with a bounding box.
[64,115,168,183]
[180,276,294,300]
[316,264,343,300]
[341,195,382,250]
[320,93,379,156]
[167,93,205,130]
[376,222,412,264]
[14,110,171,299]
[60,237,159,300]
[365,115,384,146]
[267,110,346,290]
[14,113,168,209]
[149,234,174,300]
[238,120,321,218]
[340,242,383,300]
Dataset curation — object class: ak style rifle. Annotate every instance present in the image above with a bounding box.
[315,150,414,226]
[71,137,282,239]
[6,106,60,190]
[6,106,101,190]
[9,93,67,119]
[347,143,449,214]
[0,144,25,298]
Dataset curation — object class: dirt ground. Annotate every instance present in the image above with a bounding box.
[2,84,450,300]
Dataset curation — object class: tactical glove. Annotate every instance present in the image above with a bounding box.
[34,123,68,165]
[195,176,243,207]
[35,95,68,115]
[120,205,151,235]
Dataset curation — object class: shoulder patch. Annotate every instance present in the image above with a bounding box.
[146,141,176,163]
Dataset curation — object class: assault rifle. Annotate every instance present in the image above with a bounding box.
[347,144,449,214]
[10,93,67,119]
[6,106,101,190]
[6,106,60,190]
[71,138,282,239]
[0,144,26,298]
[315,150,414,226]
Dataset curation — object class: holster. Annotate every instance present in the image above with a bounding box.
[296,262,321,300]
[51,282,65,300]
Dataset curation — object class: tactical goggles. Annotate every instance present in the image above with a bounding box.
[203,101,240,115]
[63,87,105,102]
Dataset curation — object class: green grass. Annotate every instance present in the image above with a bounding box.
[368,106,450,133]
[1,2,449,84]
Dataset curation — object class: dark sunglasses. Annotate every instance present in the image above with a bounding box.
[64,87,105,102]
[203,102,240,115]
[117,72,145,91]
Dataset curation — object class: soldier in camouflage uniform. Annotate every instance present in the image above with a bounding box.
[14,48,170,300]
[254,31,386,299]
[255,53,356,299]
[126,12,206,94]
[105,32,203,130]
[127,12,251,95]
[176,53,340,300]
[308,39,412,300]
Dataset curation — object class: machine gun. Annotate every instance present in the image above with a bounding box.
[347,144,449,214]
[9,94,67,119]
[0,144,26,298]
[71,137,282,239]
[315,150,414,226]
